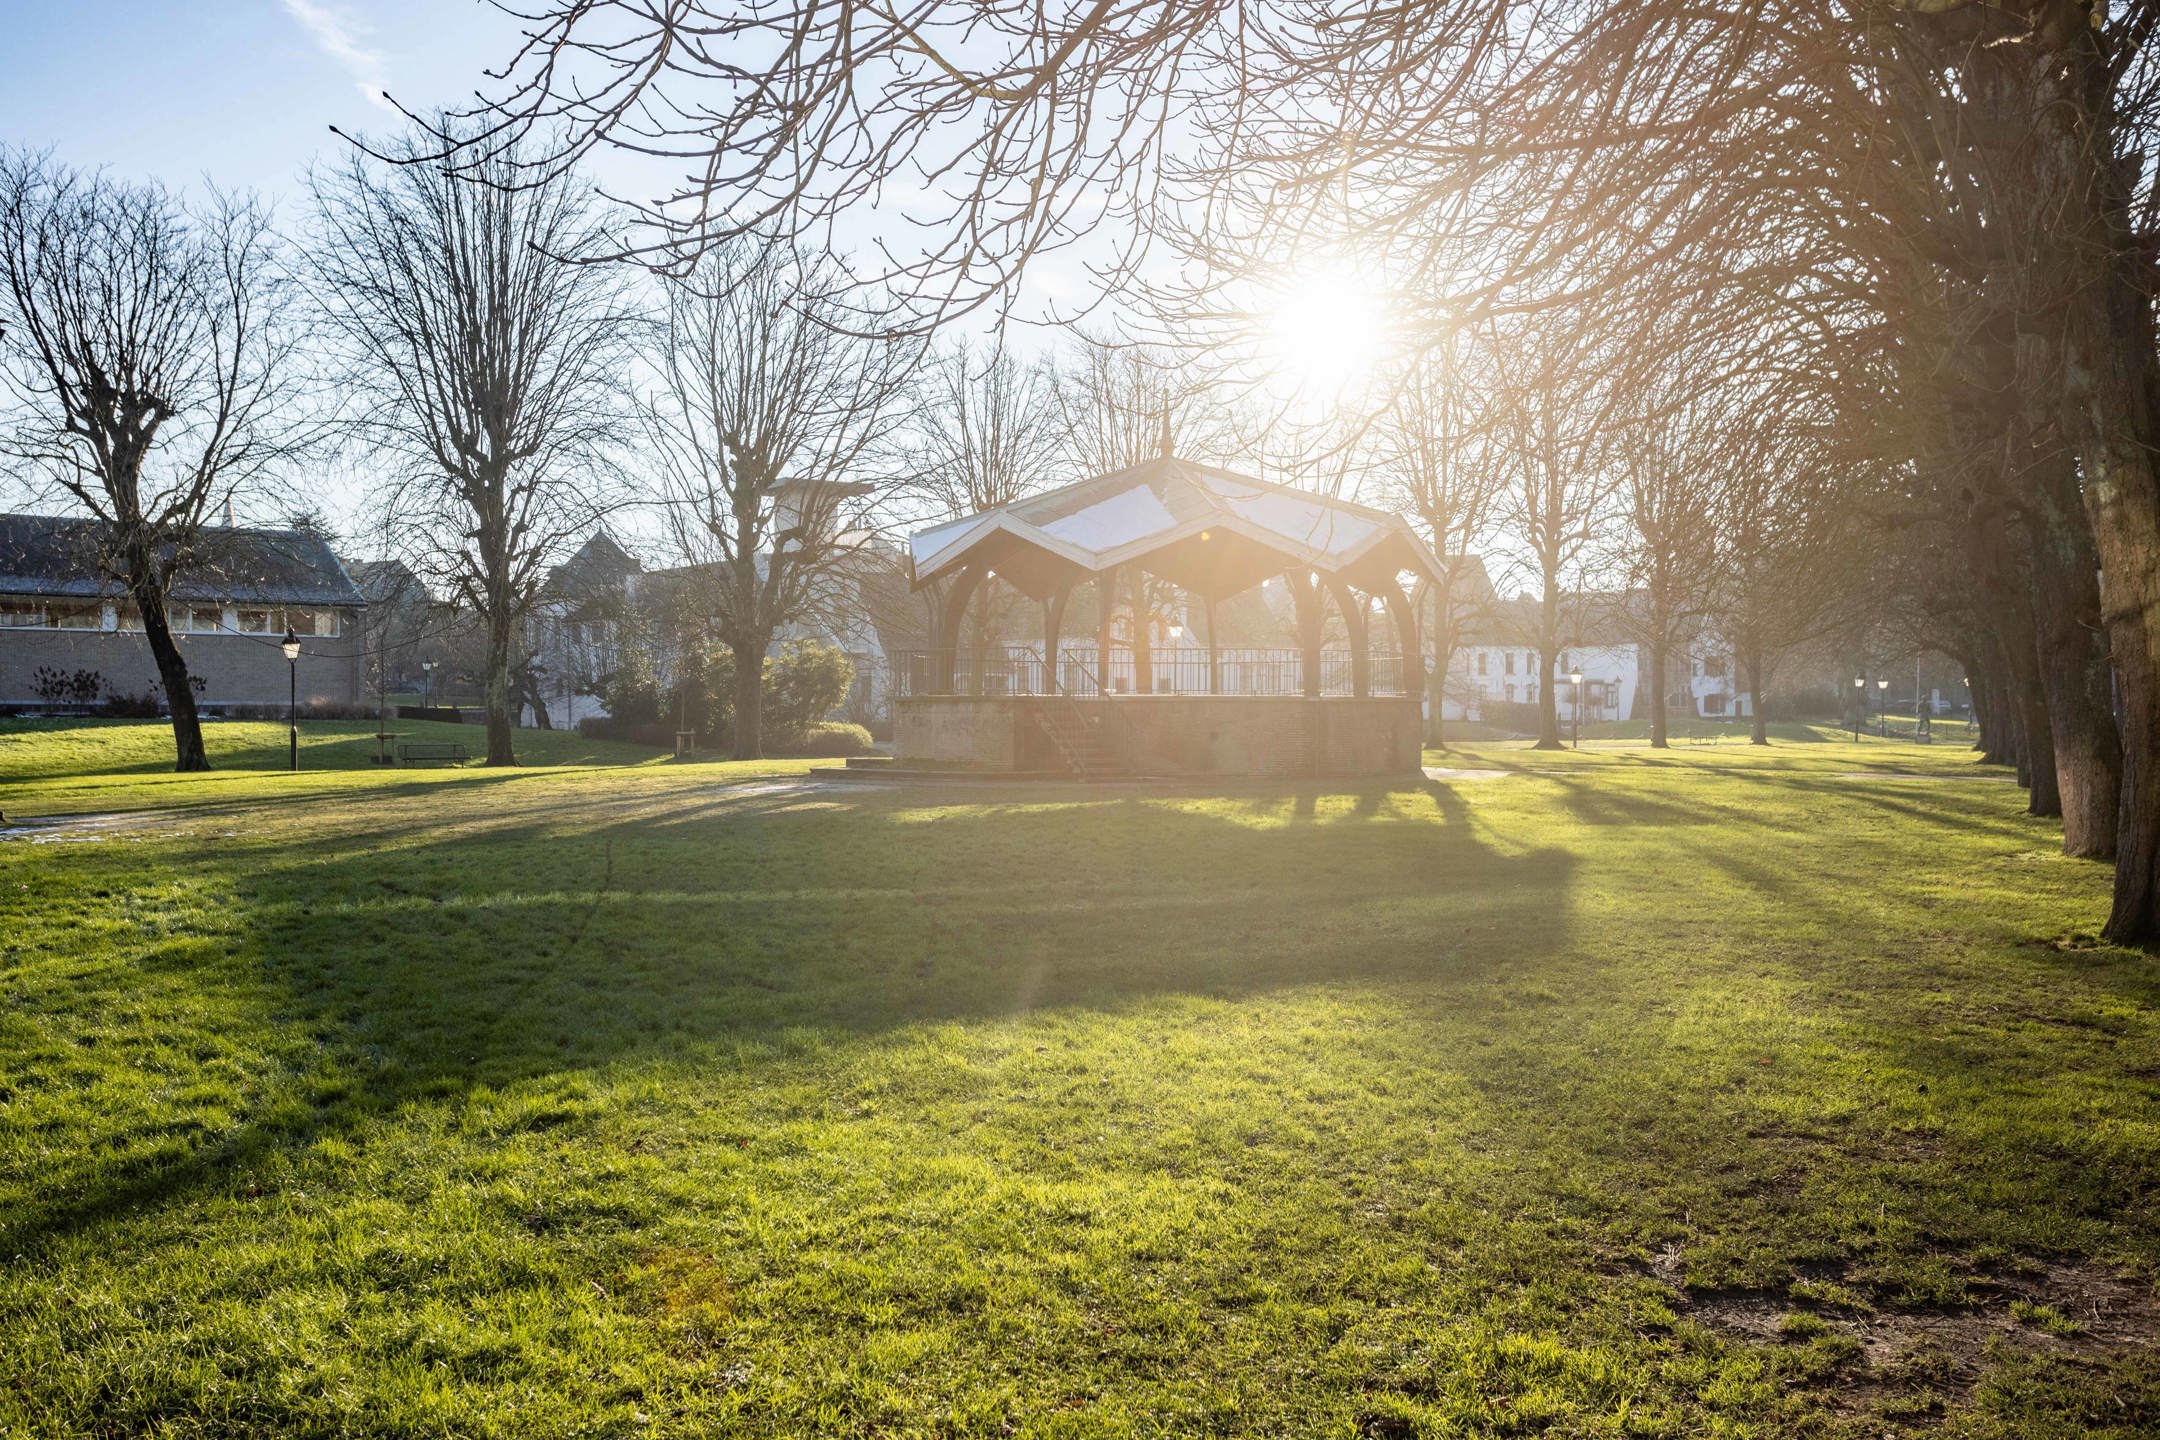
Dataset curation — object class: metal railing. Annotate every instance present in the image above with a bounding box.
[892,646,1414,698]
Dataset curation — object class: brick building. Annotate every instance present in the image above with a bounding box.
[0,514,368,710]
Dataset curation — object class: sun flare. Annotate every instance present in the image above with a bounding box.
[1259,264,1388,399]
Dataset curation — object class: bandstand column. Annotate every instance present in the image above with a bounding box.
[1287,571,1325,697]
[1380,578,1424,698]
[1326,577,1371,698]
[1095,565,1119,696]
[1043,582,1072,694]
[933,562,987,693]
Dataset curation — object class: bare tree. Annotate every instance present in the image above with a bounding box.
[1715,424,1853,749]
[1488,323,1627,750]
[642,237,912,759]
[0,150,303,771]
[1372,339,1503,747]
[308,126,629,765]
[1616,390,1728,749]
[907,338,1065,684]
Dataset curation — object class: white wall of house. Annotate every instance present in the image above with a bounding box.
[1442,641,1639,722]
[1684,635,1753,718]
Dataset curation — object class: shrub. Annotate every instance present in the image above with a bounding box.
[32,667,103,708]
[100,689,165,718]
[577,717,679,749]
[220,702,383,721]
[1762,684,1843,721]
[764,640,854,746]
[599,646,665,727]
[789,721,874,757]
[1481,698,1545,736]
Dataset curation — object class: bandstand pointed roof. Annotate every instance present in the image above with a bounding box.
[909,456,1443,601]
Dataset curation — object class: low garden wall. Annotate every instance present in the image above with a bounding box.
[895,695,1423,778]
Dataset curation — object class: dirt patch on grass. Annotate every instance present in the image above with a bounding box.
[1643,1246,2159,1421]
[1421,766,1513,781]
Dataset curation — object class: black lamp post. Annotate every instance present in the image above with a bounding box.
[1852,674,1865,741]
[281,627,301,772]
[1569,668,1584,748]
[1876,676,1890,737]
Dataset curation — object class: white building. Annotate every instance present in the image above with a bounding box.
[1439,588,1753,726]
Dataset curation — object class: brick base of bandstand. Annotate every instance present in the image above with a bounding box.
[892,695,1423,779]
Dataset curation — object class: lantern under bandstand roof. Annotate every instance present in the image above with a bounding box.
[893,453,1439,780]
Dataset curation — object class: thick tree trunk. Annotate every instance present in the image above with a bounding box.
[1533,588,1562,749]
[1989,1,2160,934]
[2085,430,2160,937]
[1648,636,1669,749]
[2018,660,2062,818]
[2080,268,2160,934]
[1971,660,2013,765]
[1746,648,1767,745]
[2024,452,2122,856]
[732,637,764,760]
[125,568,208,772]
[1426,584,1454,748]
[482,605,518,766]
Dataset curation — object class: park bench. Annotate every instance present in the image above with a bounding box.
[397,740,470,766]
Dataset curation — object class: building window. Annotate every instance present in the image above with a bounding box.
[1475,652,1488,677]
[1703,654,1726,679]
[182,604,228,633]
[286,607,341,637]
[114,602,146,631]
[0,599,42,628]
[237,606,275,634]
[1704,693,1726,715]
[1504,651,1516,676]
[46,601,103,630]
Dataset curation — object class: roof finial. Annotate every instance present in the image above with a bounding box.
[1158,410,1174,460]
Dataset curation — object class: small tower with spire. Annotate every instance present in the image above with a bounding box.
[1158,411,1174,459]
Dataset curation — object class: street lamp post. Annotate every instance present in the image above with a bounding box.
[281,628,301,773]
[1569,668,1584,749]
[1876,676,1890,737]
[420,657,435,703]
[1853,675,1865,742]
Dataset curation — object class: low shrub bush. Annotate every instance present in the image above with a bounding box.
[788,721,874,758]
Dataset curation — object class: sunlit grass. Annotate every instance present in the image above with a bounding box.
[1,722,2154,1436]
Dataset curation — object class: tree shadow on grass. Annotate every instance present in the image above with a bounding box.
[0,776,1577,1259]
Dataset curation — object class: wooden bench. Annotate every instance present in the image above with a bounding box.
[397,740,470,766]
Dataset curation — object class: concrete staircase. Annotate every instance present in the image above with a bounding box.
[1028,696,1130,780]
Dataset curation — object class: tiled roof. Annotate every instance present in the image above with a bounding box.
[0,513,366,606]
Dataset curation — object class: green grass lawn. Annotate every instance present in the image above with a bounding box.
[2,724,2156,1436]
[0,716,684,815]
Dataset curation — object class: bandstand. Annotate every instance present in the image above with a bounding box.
[896,452,1440,779]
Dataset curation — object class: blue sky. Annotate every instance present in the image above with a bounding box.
[0,1,534,200]
[0,2,1172,542]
